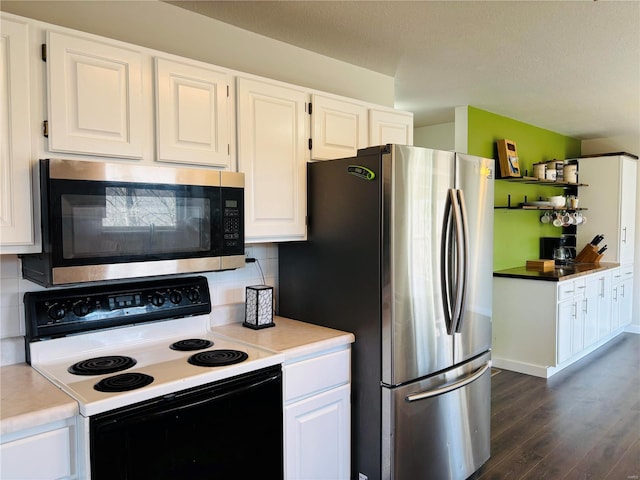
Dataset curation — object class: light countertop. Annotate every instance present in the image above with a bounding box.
[0,317,354,437]
[212,316,355,361]
[0,363,78,436]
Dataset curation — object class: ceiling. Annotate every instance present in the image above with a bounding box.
[167,0,640,141]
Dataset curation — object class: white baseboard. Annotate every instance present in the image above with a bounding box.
[624,324,640,334]
[493,329,628,379]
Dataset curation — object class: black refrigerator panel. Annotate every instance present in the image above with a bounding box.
[279,150,384,480]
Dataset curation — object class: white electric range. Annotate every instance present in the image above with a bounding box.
[24,276,285,479]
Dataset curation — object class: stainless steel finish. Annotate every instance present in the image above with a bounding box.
[220,170,245,188]
[382,352,491,480]
[405,360,491,402]
[453,153,494,364]
[278,145,494,480]
[454,189,470,333]
[51,255,246,285]
[384,145,455,386]
[48,158,240,187]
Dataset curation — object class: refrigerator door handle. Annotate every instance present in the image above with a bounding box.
[454,189,470,333]
[441,189,457,334]
[405,361,492,402]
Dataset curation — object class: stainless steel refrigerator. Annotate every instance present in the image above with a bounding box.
[278,144,494,480]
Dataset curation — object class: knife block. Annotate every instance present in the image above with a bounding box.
[575,244,603,264]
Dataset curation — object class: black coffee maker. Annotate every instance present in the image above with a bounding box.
[540,237,575,265]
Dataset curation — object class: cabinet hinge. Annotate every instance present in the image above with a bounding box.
[308,138,312,150]
[43,120,49,138]
[41,44,47,62]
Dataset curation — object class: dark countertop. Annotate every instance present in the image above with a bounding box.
[493,262,620,282]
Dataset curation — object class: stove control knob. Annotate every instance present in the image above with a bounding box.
[47,304,66,321]
[151,293,165,307]
[186,288,200,303]
[72,301,90,317]
[169,291,183,304]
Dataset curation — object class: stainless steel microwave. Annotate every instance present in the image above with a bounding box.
[22,159,244,287]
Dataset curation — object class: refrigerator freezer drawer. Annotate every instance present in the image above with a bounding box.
[381,352,491,480]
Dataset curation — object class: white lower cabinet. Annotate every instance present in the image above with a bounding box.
[493,267,627,378]
[556,278,585,365]
[283,347,351,480]
[612,265,634,329]
[0,418,76,480]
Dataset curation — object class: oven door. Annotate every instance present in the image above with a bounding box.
[90,366,283,480]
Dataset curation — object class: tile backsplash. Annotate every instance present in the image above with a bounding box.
[0,244,278,366]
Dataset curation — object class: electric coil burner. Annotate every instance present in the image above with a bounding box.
[170,338,214,351]
[94,372,154,392]
[68,355,137,375]
[188,349,249,367]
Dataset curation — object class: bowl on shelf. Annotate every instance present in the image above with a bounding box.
[547,196,566,208]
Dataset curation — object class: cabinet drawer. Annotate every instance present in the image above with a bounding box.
[557,280,577,302]
[573,278,587,295]
[284,349,350,403]
[620,268,634,281]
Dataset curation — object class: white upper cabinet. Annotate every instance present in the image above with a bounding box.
[311,94,367,160]
[369,108,414,146]
[46,31,145,158]
[577,154,637,265]
[155,58,232,168]
[237,77,309,242]
[0,16,35,251]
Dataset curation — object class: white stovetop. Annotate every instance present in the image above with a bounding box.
[29,316,284,416]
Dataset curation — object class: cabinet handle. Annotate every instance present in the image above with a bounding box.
[622,227,627,243]
[600,278,605,298]
[613,287,618,301]
[584,298,588,315]
[621,284,625,298]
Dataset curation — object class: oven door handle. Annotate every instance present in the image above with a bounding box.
[126,372,281,420]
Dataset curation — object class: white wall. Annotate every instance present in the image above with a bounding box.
[582,136,640,331]
[413,122,455,151]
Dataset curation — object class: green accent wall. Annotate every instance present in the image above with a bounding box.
[465,107,582,270]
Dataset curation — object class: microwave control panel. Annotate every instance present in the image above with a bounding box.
[221,188,243,252]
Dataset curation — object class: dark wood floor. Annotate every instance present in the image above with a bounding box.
[470,333,640,480]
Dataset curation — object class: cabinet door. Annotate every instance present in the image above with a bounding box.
[237,77,309,242]
[311,94,367,160]
[369,109,413,146]
[0,426,72,479]
[583,278,599,347]
[155,58,231,168]
[557,299,573,364]
[618,269,634,327]
[0,17,34,250]
[596,272,612,340]
[571,295,585,355]
[619,157,637,264]
[284,384,350,480]
[47,31,145,158]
